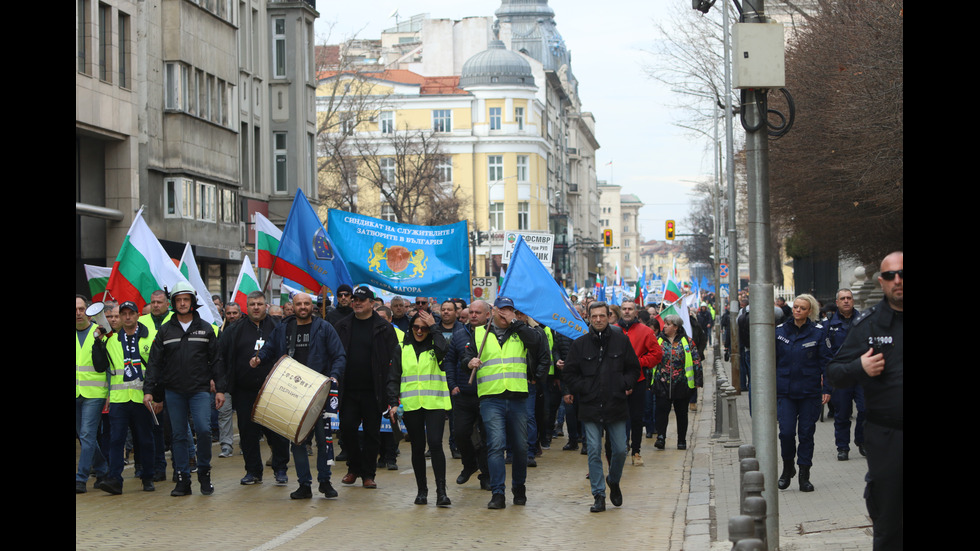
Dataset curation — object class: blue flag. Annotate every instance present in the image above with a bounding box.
[498,236,587,339]
[274,189,353,294]
[327,210,470,301]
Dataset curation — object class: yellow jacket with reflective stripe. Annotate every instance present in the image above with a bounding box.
[105,326,153,404]
[656,336,695,390]
[474,326,529,397]
[76,324,107,399]
[399,343,450,411]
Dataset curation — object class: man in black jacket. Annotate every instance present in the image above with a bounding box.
[333,286,400,489]
[144,282,225,497]
[827,252,903,550]
[220,290,288,486]
[562,301,641,513]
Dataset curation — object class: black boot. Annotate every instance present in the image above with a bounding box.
[777,462,796,490]
[198,467,214,495]
[414,484,428,505]
[798,465,814,492]
[171,472,192,496]
[436,481,451,507]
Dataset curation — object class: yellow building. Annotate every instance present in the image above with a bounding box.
[316,40,551,276]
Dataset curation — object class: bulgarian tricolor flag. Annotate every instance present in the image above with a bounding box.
[231,256,260,311]
[178,243,220,326]
[255,212,282,270]
[105,210,188,312]
[659,276,692,337]
[84,264,112,302]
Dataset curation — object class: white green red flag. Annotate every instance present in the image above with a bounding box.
[105,210,188,312]
[178,243,220,326]
[84,264,112,302]
[231,256,260,311]
[255,212,282,270]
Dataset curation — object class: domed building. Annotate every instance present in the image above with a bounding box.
[316,2,599,287]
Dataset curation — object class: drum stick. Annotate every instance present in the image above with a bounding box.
[467,321,492,385]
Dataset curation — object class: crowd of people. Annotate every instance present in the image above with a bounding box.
[76,250,900,535]
[76,280,720,512]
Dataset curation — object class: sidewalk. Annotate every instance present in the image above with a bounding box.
[684,347,873,550]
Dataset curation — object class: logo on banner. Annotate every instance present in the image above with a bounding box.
[313,228,336,261]
[368,242,428,280]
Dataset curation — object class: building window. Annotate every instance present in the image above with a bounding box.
[489,202,504,231]
[341,113,356,135]
[78,0,89,73]
[164,62,188,111]
[436,157,453,186]
[515,107,524,131]
[220,188,237,223]
[308,132,315,195]
[197,182,216,222]
[518,202,529,230]
[624,239,630,247]
[516,155,529,182]
[380,157,396,186]
[380,111,394,134]
[381,202,396,222]
[118,11,129,88]
[165,178,194,219]
[273,18,286,79]
[489,107,501,130]
[488,155,503,182]
[98,3,110,82]
[274,132,287,193]
[432,109,452,132]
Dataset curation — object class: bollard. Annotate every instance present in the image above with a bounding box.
[714,374,726,436]
[727,391,740,439]
[739,444,756,461]
[739,458,760,505]
[742,496,768,549]
[729,515,756,550]
[733,539,766,551]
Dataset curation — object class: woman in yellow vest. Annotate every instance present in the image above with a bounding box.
[653,314,701,450]
[389,310,452,507]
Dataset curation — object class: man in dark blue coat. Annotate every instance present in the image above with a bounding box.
[253,292,346,499]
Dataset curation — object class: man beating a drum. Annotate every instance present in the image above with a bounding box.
[252,293,347,499]
[221,290,290,486]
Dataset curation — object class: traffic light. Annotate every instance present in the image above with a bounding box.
[603,229,613,247]
[666,220,675,240]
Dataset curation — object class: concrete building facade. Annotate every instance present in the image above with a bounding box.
[76,0,319,299]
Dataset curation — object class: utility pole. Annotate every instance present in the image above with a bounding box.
[741,0,780,546]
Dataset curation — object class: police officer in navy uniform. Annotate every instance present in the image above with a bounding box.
[826,288,864,461]
[827,252,903,551]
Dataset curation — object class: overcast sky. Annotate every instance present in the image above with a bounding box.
[314,0,722,241]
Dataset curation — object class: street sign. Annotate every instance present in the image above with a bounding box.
[501,231,554,265]
[471,276,497,304]
[719,263,729,279]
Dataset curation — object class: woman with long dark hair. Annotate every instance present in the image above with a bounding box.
[388,310,451,506]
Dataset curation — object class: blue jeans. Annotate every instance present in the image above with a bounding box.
[108,401,155,482]
[582,420,627,497]
[76,396,108,483]
[480,397,528,495]
[525,389,537,458]
[293,410,333,486]
[643,387,657,435]
[165,390,212,474]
